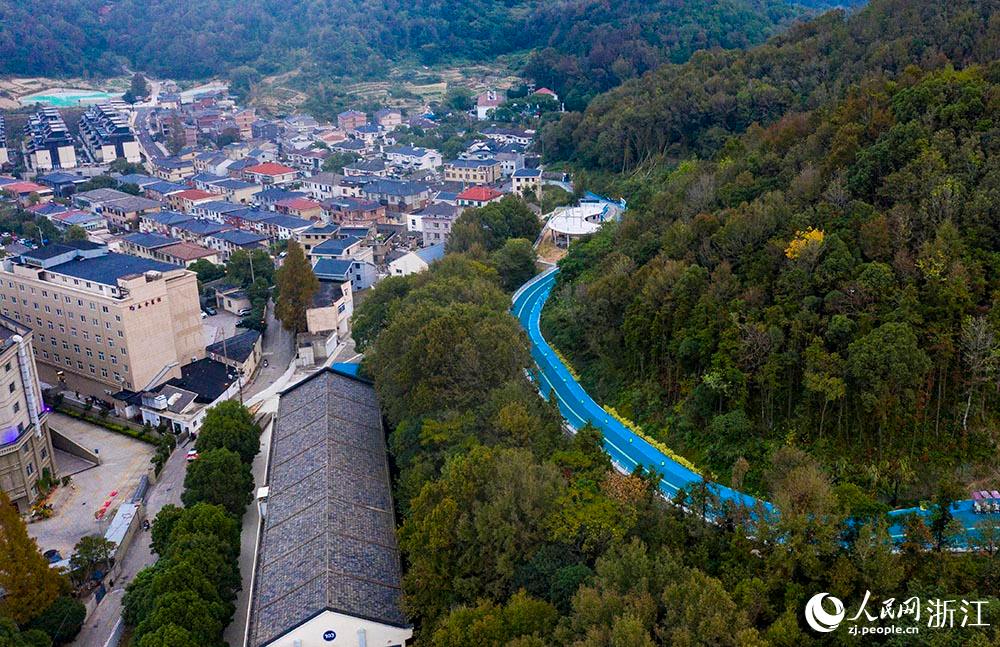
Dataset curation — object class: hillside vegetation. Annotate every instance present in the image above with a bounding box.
[542,0,1000,503]
[1,0,851,109]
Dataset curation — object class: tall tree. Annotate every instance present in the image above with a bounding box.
[194,400,261,465]
[274,239,319,334]
[0,492,64,623]
[130,73,150,100]
[181,449,254,518]
[62,226,89,243]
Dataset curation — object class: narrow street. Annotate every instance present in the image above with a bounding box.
[70,439,190,647]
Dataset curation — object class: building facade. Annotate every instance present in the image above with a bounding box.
[0,243,204,394]
[0,321,56,514]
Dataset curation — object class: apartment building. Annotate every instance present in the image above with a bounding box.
[444,158,501,184]
[23,108,77,172]
[0,242,204,395]
[78,104,141,164]
[0,319,56,514]
[0,115,9,167]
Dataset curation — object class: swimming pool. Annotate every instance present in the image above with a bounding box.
[18,90,117,107]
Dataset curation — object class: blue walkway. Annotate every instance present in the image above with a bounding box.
[512,268,983,542]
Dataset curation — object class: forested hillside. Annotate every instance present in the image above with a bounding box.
[2,0,846,105]
[545,0,1000,170]
[542,0,1000,503]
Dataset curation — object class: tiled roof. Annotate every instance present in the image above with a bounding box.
[311,236,360,256]
[206,330,261,363]
[158,242,217,261]
[122,232,180,249]
[210,230,268,245]
[456,186,503,202]
[47,252,176,285]
[250,369,407,646]
[414,242,446,264]
[312,258,354,279]
[245,162,298,176]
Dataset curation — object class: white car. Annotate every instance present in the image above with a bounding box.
[185,449,198,462]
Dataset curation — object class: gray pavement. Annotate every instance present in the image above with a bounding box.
[28,413,155,558]
[203,310,241,347]
[245,301,295,399]
[70,428,190,647]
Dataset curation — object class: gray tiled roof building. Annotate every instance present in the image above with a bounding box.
[249,368,410,646]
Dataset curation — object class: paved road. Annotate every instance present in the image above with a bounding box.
[134,107,166,162]
[245,301,295,399]
[71,437,189,647]
[513,269,985,542]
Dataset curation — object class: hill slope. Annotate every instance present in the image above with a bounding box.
[2,0,847,102]
[543,0,1000,499]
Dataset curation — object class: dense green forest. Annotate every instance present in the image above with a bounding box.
[1,0,851,109]
[544,0,1000,170]
[540,0,1000,504]
[356,251,1000,646]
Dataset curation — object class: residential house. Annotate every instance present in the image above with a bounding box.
[22,108,77,171]
[309,236,373,265]
[255,188,307,210]
[384,146,442,172]
[321,197,386,226]
[204,230,269,262]
[251,120,279,140]
[480,126,534,147]
[313,257,376,292]
[171,218,232,245]
[140,359,243,436]
[139,210,194,235]
[301,172,341,200]
[206,330,262,377]
[337,110,367,131]
[168,189,219,214]
[418,203,462,247]
[456,186,504,208]
[512,168,542,197]
[214,284,252,315]
[243,162,299,186]
[304,278,354,343]
[329,139,367,156]
[444,159,501,185]
[143,181,187,202]
[389,242,446,276]
[343,158,388,178]
[285,148,328,173]
[1,181,54,207]
[37,172,89,198]
[260,214,312,240]
[360,178,431,214]
[351,123,384,147]
[151,158,195,182]
[274,197,323,221]
[192,200,245,223]
[295,224,340,255]
[102,196,166,231]
[374,108,402,130]
[475,90,505,121]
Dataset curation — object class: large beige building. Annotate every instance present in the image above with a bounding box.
[0,242,204,395]
[0,319,56,513]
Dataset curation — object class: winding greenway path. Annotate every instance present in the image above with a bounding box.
[512,267,983,543]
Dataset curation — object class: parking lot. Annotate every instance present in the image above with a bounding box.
[203,309,241,346]
[27,413,155,558]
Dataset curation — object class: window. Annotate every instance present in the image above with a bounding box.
[47,321,53,330]
[76,361,83,369]
[98,352,104,361]
[83,331,89,340]
[102,306,109,313]
[53,354,60,363]
[115,315,121,322]
[68,312,74,320]
[44,305,50,313]
[95,335,102,344]
[65,358,71,367]
[40,447,47,459]
[8,383,14,394]
[77,300,83,307]
[118,331,123,338]
[100,368,108,378]
[3,363,9,372]
[73,344,80,354]
[71,328,77,338]
[12,402,19,413]
[12,313,19,321]
[90,303,95,310]
[110,356,117,365]
[113,372,121,382]
[56,309,62,316]
[25,462,33,476]
[85,348,93,358]
[42,351,48,359]
[9,297,14,305]
[89,364,95,374]
[64,296,70,303]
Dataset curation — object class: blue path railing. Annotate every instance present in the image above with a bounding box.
[512,268,984,543]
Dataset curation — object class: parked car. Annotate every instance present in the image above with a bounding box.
[201,311,207,319]
[185,450,198,462]
[43,549,62,564]
[236,307,252,316]
[204,306,217,316]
